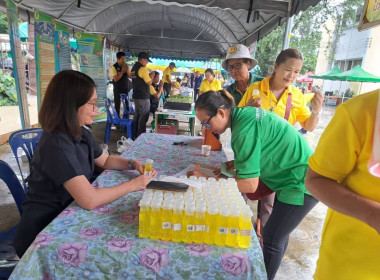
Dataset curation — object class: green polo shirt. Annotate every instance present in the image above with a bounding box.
[230,107,313,205]
[227,73,262,105]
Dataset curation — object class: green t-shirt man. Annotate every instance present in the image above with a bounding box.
[231,106,313,206]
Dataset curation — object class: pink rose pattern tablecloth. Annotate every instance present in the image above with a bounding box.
[10,133,266,279]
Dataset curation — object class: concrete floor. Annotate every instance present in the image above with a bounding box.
[0,105,337,279]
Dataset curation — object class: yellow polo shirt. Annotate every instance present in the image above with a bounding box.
[163,67,172,83]
[149,85,156,95]
[199,78,222,93]
[309,89,380,280]
[238,75,311,125]
[175,81,181,88]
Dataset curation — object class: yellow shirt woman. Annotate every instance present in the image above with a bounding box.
[199,78,222,93]
[308,90,380,280]
[238,75,311,125]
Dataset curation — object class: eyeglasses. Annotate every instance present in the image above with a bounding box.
[200,105,225,128]
[227,62,245,71]
[87,99,98,110]
[200,113,215,129]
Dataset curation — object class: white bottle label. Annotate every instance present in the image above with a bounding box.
[173,224,182,231]
[162,222,171,229]
[144,171,152,176]
[196,225,205,232]
[240,229,252,236]
[218,227,228,234]
[206,226,209,232]
[187,225,195,232]
[230,228,239,235]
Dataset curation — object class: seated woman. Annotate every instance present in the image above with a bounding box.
[175,78,182,88]
[189,90,318,280]
[13,70,157,258]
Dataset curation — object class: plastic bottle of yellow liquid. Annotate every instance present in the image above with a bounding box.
[183,203,195,243]
[238,207,253,248]
[149,200,162,239]
[215,206,230,246]
[204,204,218,245]
[193,203,207,244]
[172,202,184,242]
[138,199,151,238]
[226,207,240,247]
[161,200,173,241]
[144,159,153,176]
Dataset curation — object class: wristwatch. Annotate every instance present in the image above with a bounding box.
[128,160,134,170]
[311,111,321,117]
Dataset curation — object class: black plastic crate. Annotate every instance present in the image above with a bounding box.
[163,101,192,111]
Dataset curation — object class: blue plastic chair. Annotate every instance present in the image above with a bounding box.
[120,94,135,119]
[0,160,26,278]
[104,98,134,143]
[9,128,43,191]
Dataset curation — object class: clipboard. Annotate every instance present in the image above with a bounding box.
[146,180,189,192]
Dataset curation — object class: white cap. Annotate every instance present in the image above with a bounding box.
[222,44,258,71]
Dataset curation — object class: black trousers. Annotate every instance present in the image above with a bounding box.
[262,194,318,280]
[163,82,171,98]
[113,91,122,118]
[194,88,200,102]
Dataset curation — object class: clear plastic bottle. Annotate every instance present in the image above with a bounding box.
[226,207,240,247]
[172,202,184,242]
[193,203,207,244]
[161,200,173,241]
[205,204,218,245]
[238,207,253,248]
[183,204,195,243]
[144,159,154,176]
[138,199,151,238]
[215,206,230,246]
[149,200,162,239]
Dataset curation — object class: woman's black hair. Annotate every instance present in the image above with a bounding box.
[195,90,235,116]
[39,70,96,138]
[205,68,214,76]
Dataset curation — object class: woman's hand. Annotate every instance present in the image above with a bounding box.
[246,97,262,108]
[311,91,324,114]
[213,160,235,175]
[131,160,145,174]
[129,175,152,191]
[225,160,235,171]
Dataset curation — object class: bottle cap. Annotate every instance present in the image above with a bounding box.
[146,159,153,164]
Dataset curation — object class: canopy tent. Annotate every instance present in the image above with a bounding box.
[332,65,380,82]
[296,71,313,83]
[4,0,321,59]
[310,66,342,80]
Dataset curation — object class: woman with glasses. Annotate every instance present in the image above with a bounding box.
[190,90,318,280]
[198,68,222,95]
[13,70,157,258]
[223,44,261,105]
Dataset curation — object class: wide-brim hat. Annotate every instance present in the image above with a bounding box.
[222,44,258,71]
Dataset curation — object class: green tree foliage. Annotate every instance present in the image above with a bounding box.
[0,70,18,106]
[255,0,363,77]
[0,12,9,33]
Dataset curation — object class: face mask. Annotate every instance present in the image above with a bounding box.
[368,89,380,178]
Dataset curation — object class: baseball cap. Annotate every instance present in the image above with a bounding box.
[169,62,176,67]
[138,52,152,62]
[222,44,258,71]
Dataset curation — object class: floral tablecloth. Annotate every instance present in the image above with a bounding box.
[10,133,266,280]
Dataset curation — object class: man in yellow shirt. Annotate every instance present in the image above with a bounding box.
[163,62,179,98]
[306,89,380,280]
[131,52,152,137]
[199,68,222,95]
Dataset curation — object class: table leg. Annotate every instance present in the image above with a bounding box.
[155,113,158,133]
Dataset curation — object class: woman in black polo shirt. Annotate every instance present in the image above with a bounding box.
[13,70,157,258]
